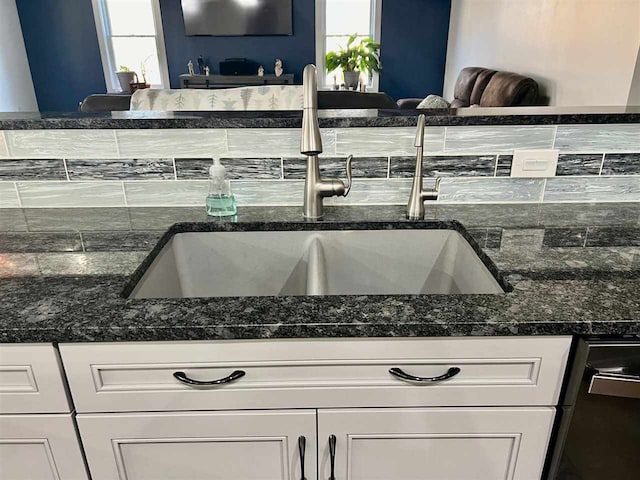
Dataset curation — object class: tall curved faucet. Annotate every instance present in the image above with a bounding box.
[301,64,352,219]
[406,114,439,220]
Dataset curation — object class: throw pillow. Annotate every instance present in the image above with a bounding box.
[416,94,451,109]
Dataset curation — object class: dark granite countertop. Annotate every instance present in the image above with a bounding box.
[0,203,639,343]
[1,105,639,130]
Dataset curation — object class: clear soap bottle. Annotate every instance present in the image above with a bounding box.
[206,158,237,217]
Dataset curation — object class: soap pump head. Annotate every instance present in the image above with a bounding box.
[209,157,225,180]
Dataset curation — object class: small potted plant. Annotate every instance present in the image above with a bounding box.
[115,66,137,92]
[325,34,381,90]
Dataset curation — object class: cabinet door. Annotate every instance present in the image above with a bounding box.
[318,408,555,480]
[0,414,89,480]
[77,410,316,480]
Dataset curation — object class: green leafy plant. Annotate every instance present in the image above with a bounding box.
[325,34,381,74]
[118,65,131,72]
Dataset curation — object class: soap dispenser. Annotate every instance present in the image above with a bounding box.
[206,158,237,217]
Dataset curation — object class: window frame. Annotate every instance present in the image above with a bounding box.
[315,0,383,92]
[92,0,171,92]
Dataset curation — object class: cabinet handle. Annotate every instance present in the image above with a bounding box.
[328,434,336,480]
[589,372,640,400]
[173,370,246,387]
[298,436,307,480]
[389,367,461,383]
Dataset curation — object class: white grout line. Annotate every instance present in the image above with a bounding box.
[551,125,558,149]
[172,158,178,180]
[0,130,8,157]
[540,178,548,203]
[121,182,129,207]
[280,157,285,180]
[112,130,121,158]
[13,182,22,208]
[583,227,590,248]
[62,159,71,181]
[79,232,87,252]
[598,153,606,176]
[493,154,499,177]
[386,156,391,179]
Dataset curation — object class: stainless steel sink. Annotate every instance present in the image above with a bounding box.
[128,229,505,298]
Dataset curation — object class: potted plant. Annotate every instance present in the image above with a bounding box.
[325,34,381,90]
[115,66,136,93]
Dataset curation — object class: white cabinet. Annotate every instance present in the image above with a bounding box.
[318,408,555,480]
[76,410,317,480]
[0,414,89,480]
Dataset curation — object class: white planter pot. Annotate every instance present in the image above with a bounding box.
[115,72,136,92]
[343,71,360,90]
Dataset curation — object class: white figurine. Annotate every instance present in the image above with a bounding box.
[274,59,283,77]
[205,66,210,77]
[187,60,195,76]
[258,65,265,77]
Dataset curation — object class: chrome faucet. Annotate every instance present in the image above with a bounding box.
[407,114,439,220]
[301,64,352,219]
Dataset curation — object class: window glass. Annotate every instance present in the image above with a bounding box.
[111,37,162,85]
[325,0,371,36]
[105,0,156,36]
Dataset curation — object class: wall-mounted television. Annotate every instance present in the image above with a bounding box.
[181,0,293,36]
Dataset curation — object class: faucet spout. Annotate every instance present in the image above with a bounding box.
[407,114,439,220]
[301,64,352,219]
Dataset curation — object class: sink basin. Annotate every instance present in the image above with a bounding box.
[128,228,505,298]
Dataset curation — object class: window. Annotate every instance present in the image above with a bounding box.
[92,0,170,92]
[316,0,382,91]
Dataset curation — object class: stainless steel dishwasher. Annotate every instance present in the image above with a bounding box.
[546,339,640,479]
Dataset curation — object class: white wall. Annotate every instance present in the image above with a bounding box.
[0,0,38,112]
[444,0,640,106]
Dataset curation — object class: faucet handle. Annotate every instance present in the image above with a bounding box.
[343,155,353,197]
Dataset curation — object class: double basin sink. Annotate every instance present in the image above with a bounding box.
[128,225,506,299]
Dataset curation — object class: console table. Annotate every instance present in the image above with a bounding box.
[180,74,295,89]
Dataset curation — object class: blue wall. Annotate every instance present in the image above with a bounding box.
[16,0,106,112]
[159,0,315,86]
[379,0,451,101]
[16,0,450,110]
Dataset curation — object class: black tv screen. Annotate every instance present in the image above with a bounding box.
[182,0,293,36]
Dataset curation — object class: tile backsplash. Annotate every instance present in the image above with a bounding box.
[1,124,639,208]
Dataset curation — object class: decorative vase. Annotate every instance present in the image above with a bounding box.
[343,71,360,90]
[115,71,136,92]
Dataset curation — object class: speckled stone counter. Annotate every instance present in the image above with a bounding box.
[0,203,638,342]
[0,105,639,130]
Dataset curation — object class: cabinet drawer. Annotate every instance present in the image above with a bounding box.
[60,337,571,413]
[0,344,71,414]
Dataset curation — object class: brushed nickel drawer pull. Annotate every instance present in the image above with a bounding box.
[173,370,246,387]
[389,367,461,383]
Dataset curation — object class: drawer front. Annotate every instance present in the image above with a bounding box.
[60,337,571,413]
[0,344,71,414]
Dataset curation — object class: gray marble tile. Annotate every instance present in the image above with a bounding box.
[176,158,282,180]
[500,229,545,251]
[37,252,147,276]
[325,179,412,205]
[227,129,335,157]
[556,154,603,176]
[555,124,640,152]
[335,127,445,156]
[0,254,39,278]
[0,132,8,157]
[66,158,175,180]
[0,232,82,253]
[390,155,496,178]
[495,155,513,176]
[128,207,209,230]
[5,130,118,158]
[543,228,588,247]
[0,209,27,231]
[24,208,131,232]
[602,153,640,175]
[116,129,228,158]
[232,180,304,205]
[543,177,640,203]
[585,227,640,247]
[435,203,541,227]
[539,203,640,227]
[465,228,503,248]
[444,126,556,153]
[438,178,545,203]
[82,231,164,252]
[124,180,209,207]
[17,181,126,207]
[0,182,20,208]
[0,159,67,181]
[284,156,387,179]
